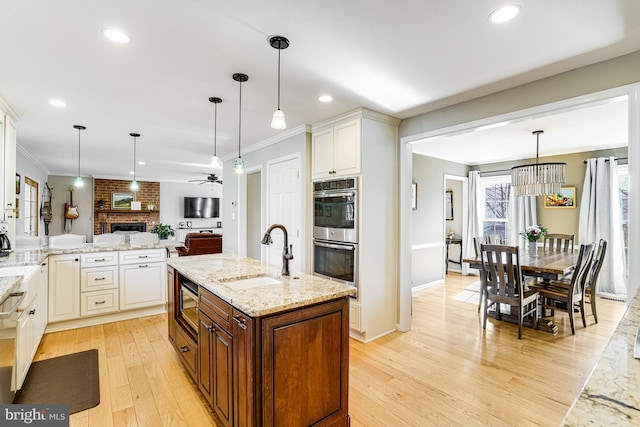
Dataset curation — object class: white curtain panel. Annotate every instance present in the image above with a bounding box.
[579,157,627,297]
[507,192,537,248]
[462,171,482,275]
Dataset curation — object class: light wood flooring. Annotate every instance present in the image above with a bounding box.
[32,273,626,426]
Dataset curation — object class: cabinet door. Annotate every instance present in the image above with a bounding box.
[232,309,254,427]
[3,115,17,221]
[212,324,233,427]
[333,119,361,177]
[48,255,80,322]
[167,266,176,343]
[119,262,166,310]
[261,298,349,426]
[33,261,49,348]
[198,311,215,405]
[312,127,335,180]
[15,304,33,390]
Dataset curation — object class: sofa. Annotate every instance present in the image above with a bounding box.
[176,232,222,256]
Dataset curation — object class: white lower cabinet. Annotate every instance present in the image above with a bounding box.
[48,254,81,322]
[119,249,167,311]
[80,253,119,317]
[81,289,119,316]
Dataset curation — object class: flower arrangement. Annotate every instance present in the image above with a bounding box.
[519,225,548,242]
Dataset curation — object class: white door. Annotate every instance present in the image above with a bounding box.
[267,156,302,273]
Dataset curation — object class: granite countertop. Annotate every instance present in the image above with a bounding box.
[167,253,356,317]
[564,294,640,425]
[0,276,22,305]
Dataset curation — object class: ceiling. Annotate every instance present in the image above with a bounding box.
[0,1,639,182]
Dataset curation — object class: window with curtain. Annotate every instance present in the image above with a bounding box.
[618,164,628,262]
[23,176,39,236]
[480,175,511,241]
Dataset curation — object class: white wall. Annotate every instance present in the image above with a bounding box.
[159,181,223,231]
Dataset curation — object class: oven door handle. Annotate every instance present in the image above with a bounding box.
[314,241,356,251]
[314,191,355,199]
[0,291,26,319]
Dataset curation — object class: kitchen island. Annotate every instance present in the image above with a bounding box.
[166,253,355,427]
[564,292,640,425]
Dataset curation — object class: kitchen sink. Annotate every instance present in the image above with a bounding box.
[225,275,283,290]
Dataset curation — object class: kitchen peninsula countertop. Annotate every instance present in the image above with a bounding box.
[0,276,22,305]
[167,253,356,317]
[564,293,640,425]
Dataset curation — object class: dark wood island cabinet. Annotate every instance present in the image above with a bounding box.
[167,255,353,427]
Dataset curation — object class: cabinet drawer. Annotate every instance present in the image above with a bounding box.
[175,325,197,380]
[81,265,118,292]
[81,289,119,317]
[119,249,166,265]
[199,287,232,333]
[81,252,118,267]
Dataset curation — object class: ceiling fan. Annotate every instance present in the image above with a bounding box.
[188,174,223,185]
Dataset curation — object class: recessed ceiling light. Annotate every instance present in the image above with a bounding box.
[138,161,146,166]
[318,95,333,103]
[103,28,130,44]
[48,99,66,107]
[489,5,520,24]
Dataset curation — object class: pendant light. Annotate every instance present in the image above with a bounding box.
[511,130,566,197]
[209,97,223,169]
[73,125,86,187]
[130,132,141,191]
[269,36,289,130]
[233,73,248,174]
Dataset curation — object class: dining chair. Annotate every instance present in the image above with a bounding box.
[535,243,595,334]
[585,239,608,324]
[480,244,539,339]
[543,233,575,252]
[473,235,503,312]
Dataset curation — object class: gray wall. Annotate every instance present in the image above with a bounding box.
[411,154,467,287]
[46,175,94,242]
[223,131,311,265]
[16,148,49,237]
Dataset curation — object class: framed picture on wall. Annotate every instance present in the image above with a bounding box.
[544,186,576,208]
[445,190,454,220]
[112,192,135,209]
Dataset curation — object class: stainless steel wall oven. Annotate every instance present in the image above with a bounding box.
[313,177,359,297]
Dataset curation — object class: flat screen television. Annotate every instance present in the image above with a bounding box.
[184,197,219,218]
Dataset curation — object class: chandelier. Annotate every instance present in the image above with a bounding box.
[511,130,566,197]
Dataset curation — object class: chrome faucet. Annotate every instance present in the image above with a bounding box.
[261,223,294,276]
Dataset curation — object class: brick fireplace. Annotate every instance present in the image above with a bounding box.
[93,179,160,235]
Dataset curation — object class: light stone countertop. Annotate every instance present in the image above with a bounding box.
[166,253,356,317]
[564,293,640,425]
[0,276,22,305]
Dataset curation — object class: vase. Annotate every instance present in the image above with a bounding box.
[528,241,538,258]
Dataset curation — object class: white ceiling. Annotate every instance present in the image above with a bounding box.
[0,0,638,181]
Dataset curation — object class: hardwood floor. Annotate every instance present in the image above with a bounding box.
[32,273,626,426]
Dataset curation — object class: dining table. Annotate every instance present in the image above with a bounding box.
[463,248,580,333]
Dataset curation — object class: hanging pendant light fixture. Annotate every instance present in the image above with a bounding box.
[209,97,224,169]
[511,130,566,197]
[233,73,248,174]
[269,36,289,130]
[130,132,141,191]
[73,125,86,187]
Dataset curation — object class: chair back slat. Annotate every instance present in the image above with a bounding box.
[473,234,502,257]
[588,239,608,292]
[544,233,575,252]
[570,243,595,296]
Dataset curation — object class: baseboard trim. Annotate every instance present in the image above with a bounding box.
[46,305,166,333]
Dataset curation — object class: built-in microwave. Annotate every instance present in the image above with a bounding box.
[313,177,358,243]
[178,280,198,333]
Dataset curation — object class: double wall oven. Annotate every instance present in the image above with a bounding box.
[313,177,358,298]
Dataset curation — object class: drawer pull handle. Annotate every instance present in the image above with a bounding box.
[95,300,106,305]
[29,309,36,315]
[233,315,247,330]
[95,277,106,281]
[138,264,149,268]
[179,346,189,353]
[206,325,215,334]
[95,258,106,262]
[138,255,149,259]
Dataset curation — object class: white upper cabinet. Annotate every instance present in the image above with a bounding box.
[312,118,361,180]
